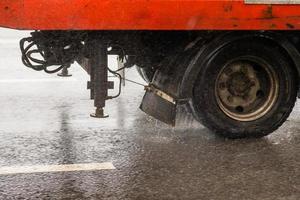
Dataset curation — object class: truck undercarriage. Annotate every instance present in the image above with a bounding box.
[2,0,300,138]
[18,30,300,138]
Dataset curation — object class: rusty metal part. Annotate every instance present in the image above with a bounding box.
[215,58,279,121]
[144,85,176,105]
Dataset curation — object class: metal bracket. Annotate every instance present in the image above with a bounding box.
[144,84,176,105]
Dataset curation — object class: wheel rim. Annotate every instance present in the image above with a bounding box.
[215,57,279,122]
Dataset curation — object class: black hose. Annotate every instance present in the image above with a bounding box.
[20,37,75,74]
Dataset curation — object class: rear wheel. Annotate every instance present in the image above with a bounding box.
[192,39,298,139]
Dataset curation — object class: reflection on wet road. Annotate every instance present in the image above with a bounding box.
[0,29,299,199]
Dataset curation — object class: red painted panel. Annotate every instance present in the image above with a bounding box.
[0,0,300,30]
[0,0,24,29]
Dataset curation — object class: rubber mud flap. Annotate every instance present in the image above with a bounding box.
[140,90,176,126]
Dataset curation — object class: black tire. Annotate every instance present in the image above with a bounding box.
[136,66,155,83]
[192,39,298,139]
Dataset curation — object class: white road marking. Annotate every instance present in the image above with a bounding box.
[0,78,77,83]
[0,162,116,175]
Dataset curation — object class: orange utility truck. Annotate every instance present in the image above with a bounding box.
[1,0,300,138]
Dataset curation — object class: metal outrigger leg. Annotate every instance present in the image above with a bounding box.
[87,40,109,118]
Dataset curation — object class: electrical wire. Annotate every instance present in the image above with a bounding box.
[20,37,77,74]
[120,77,146,87]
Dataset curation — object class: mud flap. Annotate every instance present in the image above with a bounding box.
[139,37,206,126]
[140,85,177,126]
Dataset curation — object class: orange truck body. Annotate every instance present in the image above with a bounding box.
[1,0,300,30]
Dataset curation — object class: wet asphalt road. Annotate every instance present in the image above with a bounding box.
[0,29,299,200]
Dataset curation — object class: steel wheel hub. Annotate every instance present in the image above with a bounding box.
[215,58,279,121]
